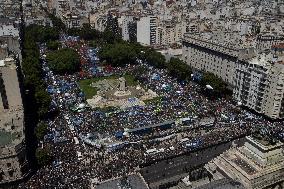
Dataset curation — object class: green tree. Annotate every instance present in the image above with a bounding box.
[35,88,52,118]
[166,58,192,81]
[200,72,228,94]
[67,27,81,36]
[146,50,166,68]
[35,122,48,140]
[46,40,60,50]
[98,43,137,66]
[35,147,52,166]
[46,48,80,75]
[25,25,59,43]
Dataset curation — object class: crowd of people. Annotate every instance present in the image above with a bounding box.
[19,37,284,189]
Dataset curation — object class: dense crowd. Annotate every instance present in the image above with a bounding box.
[19,38,284,189]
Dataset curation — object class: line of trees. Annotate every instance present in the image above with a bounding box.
[22,25,59,167]
[97,40,229,95]
[23,25,56,118]
[98,41,192,80]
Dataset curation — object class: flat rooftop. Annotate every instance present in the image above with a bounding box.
[0,57,24,149]
[232,156,257,175]
[0,59,23,109]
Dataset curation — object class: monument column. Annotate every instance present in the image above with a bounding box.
[119,77,126,91]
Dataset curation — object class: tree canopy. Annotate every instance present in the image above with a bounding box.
[46,40,60,50]
[98,42,167,68]
[35,147,52,166]
[142,48,166,69]
[35,122,48,140]
[67,24,122,44]
[46,48,80,75]
[166,58,192,81]
[200,72,228,95]
[98,42,138,66]
[35,88,52,118]
[22,25,53,118]
[25,25,59,43]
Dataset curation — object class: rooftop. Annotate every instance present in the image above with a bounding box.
[232,155,257,175]
[0,57,24,149]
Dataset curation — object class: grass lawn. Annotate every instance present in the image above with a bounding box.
[78,74,138,99]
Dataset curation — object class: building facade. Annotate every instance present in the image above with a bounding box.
[121,16,133,41]
[234,55,284,119]
[0,55,29,187]
[137,16,157,46]
[182,33,239,86]
[182,33,284,119]
[256,34,284,52]
[205,136,284,189]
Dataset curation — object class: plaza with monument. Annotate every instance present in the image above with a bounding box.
[86,76,158,109]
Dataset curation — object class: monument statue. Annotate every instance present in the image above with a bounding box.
[119,77,126,91]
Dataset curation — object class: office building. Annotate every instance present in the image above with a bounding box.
[233,53,284,119]
[182,32,241,85]
[206,136,284,189]
[182,32,284,119]
[0,53,29,187]
[137,16,157,46]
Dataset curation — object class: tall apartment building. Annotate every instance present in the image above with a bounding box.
[137,16,157,46]
[155,21,183,47]
[182,33,284,119]
[128,21,137,43]
[234,53,284,119]
[156,26,163,45]
[162,24,176,46]
[121,16,133,41]
[0,53,29,187]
